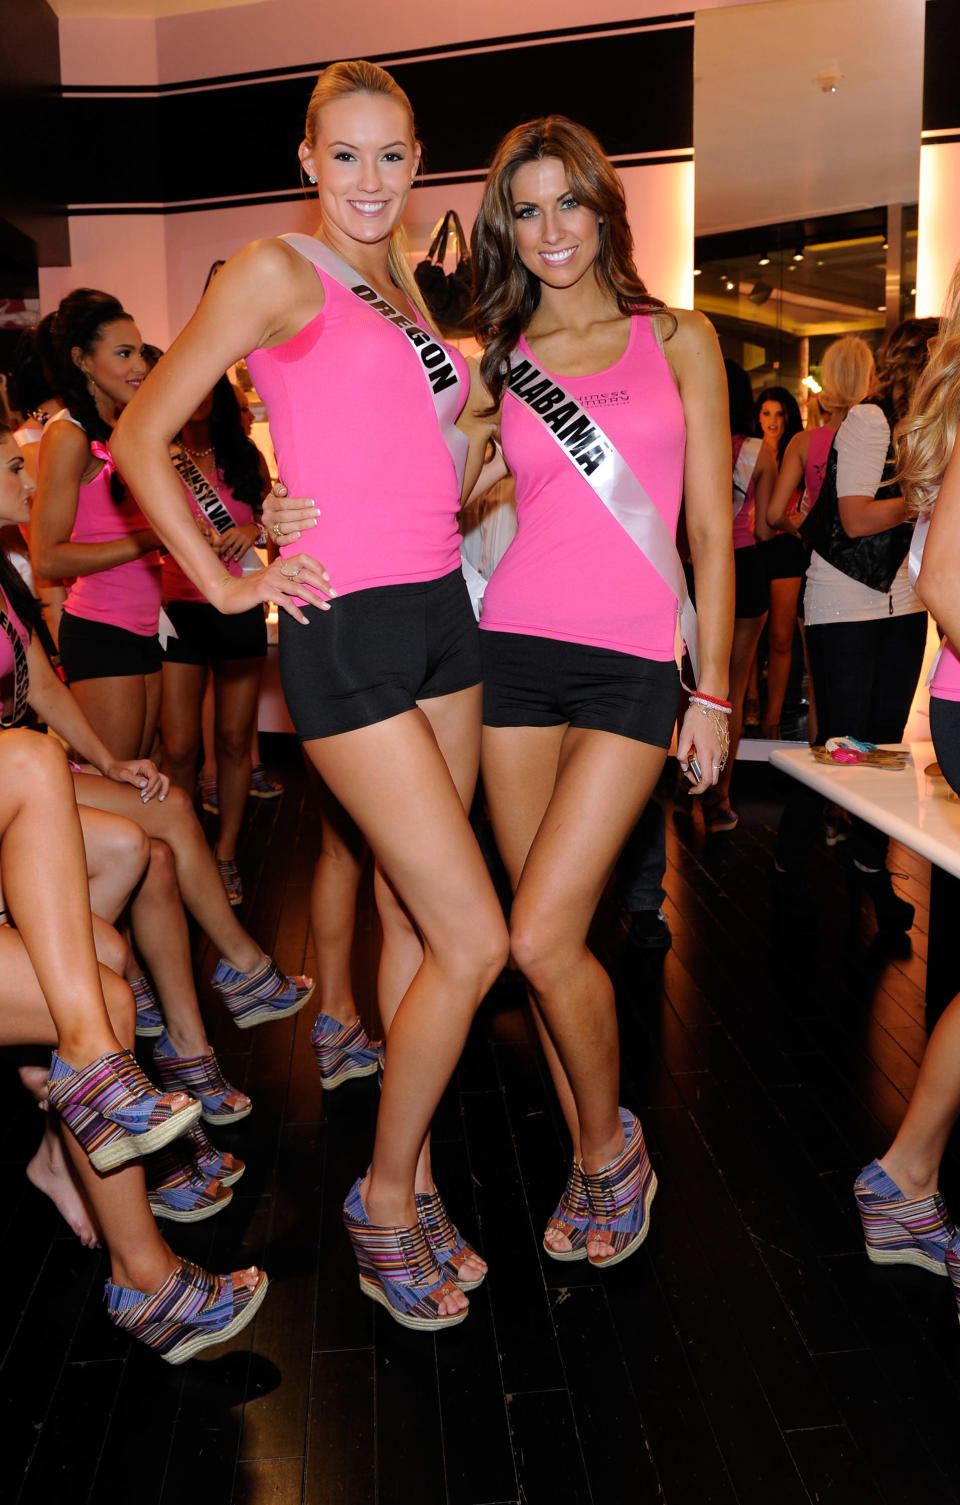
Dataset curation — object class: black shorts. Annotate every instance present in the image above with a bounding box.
[734,545,769,619]
[930,696,960,798]
[278,568,481,740]
[481,630,680,748]
[161,601,267,667]
[59,610,161,682]
[759,533,807,581]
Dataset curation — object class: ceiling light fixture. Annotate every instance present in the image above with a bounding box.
[758,254,771,267]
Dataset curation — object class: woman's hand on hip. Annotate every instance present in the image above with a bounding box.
[262,481,318,546]
[218,553,335,623]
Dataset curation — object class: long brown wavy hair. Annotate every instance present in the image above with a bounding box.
[897,265,960,516]
[471,116,667,409]
[874,316,941,425]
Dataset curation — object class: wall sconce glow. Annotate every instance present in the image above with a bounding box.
[725,280,735,291]
[693,268,702,276]
[801,375,822,394]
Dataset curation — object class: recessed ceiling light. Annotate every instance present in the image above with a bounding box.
[793,248,805,262]
[693,268,702,276]
[758,255,771,267]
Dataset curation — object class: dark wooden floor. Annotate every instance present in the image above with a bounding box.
[4,745,960,1505]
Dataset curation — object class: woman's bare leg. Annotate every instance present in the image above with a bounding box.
[762,576,802,735]
[159,660,205,794]
[483,723,667,1259]
[713,612,767,811]
[304,690,507,1317]
[879,993,960,1199]
[79,803,151,922]
[71,774,265,976]
[309,781,366,1027]
[70,670,160,762]
[1,730,124,1065]
[212,658,262,863]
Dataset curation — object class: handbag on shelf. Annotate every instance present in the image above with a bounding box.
[414,210,473,337]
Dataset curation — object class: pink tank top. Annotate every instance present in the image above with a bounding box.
[931,639,960,702]
[0,586,28,701]
[731,435,761,550]
[64,460,162,637]
[246,265,468,597]
[802,426,835,516]
[163,473,255,604]
[481,315,686,659]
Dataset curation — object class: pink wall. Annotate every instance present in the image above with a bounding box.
[38,216,171,347]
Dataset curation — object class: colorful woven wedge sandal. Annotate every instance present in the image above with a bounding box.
[131,975,164,1038]
[343,1178,469,1332]
[104,1259,268,1363]
[854,1159,955,1275]
[47,1049,201,1172]
[582,1108,658,1270]
[311,1013,380,1090]
[146,1140,233,1224]
[152,1031,252,1125]
[543,1161,591,1263]
[211,956,314,1030]
[183,1122,245,1188]
[416,1189,487,1290]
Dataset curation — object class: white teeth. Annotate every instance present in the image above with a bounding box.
[541,248,577,263]
[350,201,387,214]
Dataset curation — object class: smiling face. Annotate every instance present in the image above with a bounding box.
[73,318,146,413]
[299,91,420,251]
[0,433,36,527]
[758,399,785,444]
[510,155,601,291]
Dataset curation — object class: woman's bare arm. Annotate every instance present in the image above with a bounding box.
[31,422,158,581]
[917,433,960,642]
[764,432,804,535]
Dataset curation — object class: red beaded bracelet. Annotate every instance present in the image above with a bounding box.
[690,691,732,712]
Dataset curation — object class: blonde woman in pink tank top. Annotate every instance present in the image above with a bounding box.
[115,61,511,1334]
[461,117,734,1271]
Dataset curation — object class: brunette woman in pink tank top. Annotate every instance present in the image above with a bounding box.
[30,290,163,761]
[115,62,510,1333]
[461,118,734,1270]
[852,264,960,1324]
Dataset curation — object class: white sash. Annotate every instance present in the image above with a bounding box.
[908,513,944,686]
[281,234,483,611]
[507,348,699,679]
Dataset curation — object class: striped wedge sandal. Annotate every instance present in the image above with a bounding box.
[47,1049,201,1172]
[131,975,164,1038]
[853,1159,955,1275]
[104,1259,268,1364]
[416,1189,487,1290]
[311,1013,380,1090]
[146,1140,233,1224]
[582,1108,658,1270]
[183,1122,245,1188]
[211,956,314,1030]
[343,1178,469,1332]
[543,1161,591,1263]
[152,1031,252,1125]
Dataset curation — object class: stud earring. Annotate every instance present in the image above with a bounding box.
[308,174,317,185]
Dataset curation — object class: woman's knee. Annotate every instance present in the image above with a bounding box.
[768,625,795,656]
[144,837,178,895]
[92,916,131,978]
[5,728,67,786]
[214,724,252,764]
[509,908,574,992]
[162,727,200,771]
[437,910,509,994]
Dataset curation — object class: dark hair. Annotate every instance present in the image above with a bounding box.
[875,316,940,423]
[205,375,263,510]
[471,115,668,409]
[37,288,135,503]
[754,385,803,464]
[725,359,756,439]
[0,422,41,636]
[9,317,57,415]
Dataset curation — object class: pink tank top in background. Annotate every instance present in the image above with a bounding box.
[246,263,467,597]
[0,587,28,690]
[801,426,835,517]
[481,315,686,660]
[65,463,162,637]
[163,473,255,604]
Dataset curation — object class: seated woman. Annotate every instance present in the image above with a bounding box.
[0,424,313,1103]
[0,727,267,1361]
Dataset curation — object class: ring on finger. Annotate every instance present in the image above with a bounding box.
[280,562,301,581]
[272,522,284,542]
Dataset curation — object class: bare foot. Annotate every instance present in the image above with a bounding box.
[18,1064,51,1111]
[26,1120,102,1247]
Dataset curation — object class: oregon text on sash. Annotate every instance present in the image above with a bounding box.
[350,285,459,395]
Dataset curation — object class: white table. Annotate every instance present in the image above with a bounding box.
[769,741,960,1009]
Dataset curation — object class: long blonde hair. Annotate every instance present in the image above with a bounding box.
[302,60,432,326]
[818,335,874,418]
[897,264,960,516]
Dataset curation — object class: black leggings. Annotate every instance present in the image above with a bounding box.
[777,611,928,872]
[930,696,960,798]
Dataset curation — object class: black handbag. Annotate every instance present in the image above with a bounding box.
[800,405,911,594]
[414,210,473,337]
